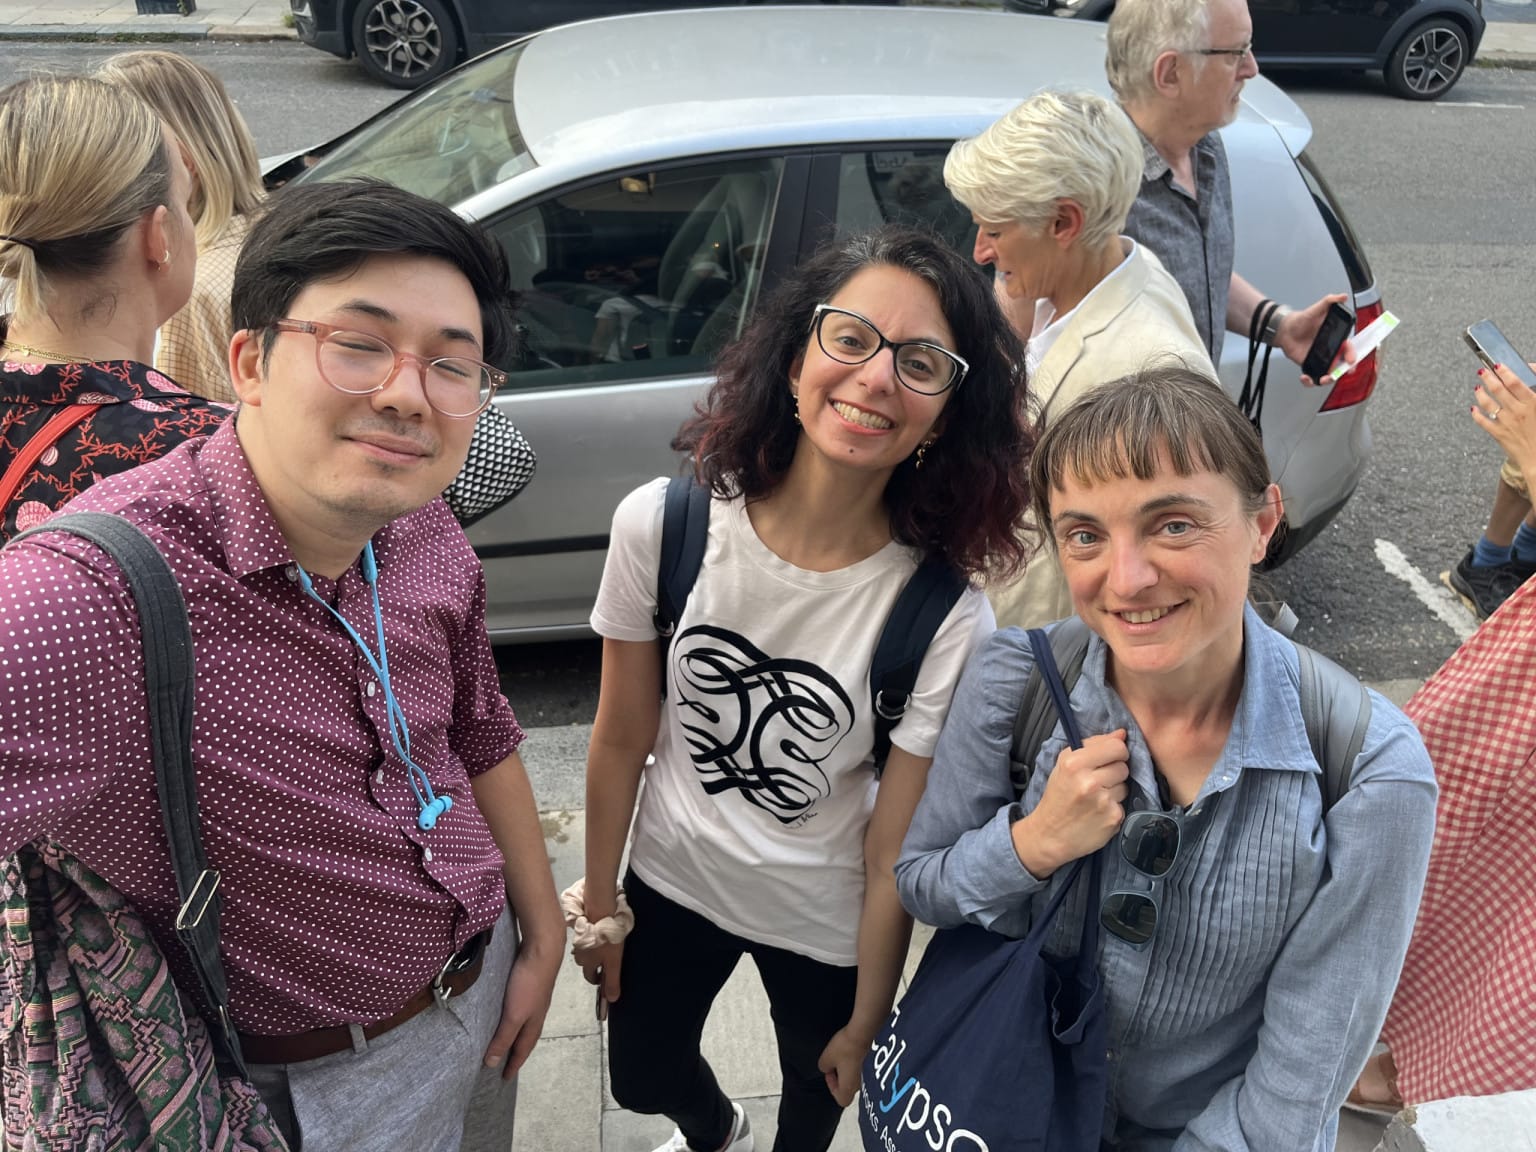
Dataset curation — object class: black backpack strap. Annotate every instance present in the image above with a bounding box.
[11,512,247,1080]
[1008,617,1092,798]
[1295,642,1372,813]
[653,474,711,697]
[992,608,1369,812]
[869,557,967,777]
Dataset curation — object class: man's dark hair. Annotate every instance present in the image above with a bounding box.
[231,178,517,365]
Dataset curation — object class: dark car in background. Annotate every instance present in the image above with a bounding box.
[1008,0,1485,101]
[290,0,900,87]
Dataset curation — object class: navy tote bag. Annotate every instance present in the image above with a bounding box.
[859,629,1108,1152]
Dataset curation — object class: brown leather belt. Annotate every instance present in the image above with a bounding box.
[238,927,492,1066]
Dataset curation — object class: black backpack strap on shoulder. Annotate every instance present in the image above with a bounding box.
[653,473,711,698]
[869,557,967,777]
[1008,617,1092,798]
[11,512,247,1080]
[1295,641,1373,814]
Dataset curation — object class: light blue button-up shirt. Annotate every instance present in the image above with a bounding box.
[896,606,1437,1151]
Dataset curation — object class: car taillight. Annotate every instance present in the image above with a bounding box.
[1320,299,1383,411]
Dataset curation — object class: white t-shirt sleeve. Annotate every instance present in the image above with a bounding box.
[590,477,670,641]
[888,585,995,760]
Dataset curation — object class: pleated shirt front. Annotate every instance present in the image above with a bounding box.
[897,606,1438,1151]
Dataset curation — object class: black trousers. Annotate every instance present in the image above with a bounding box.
[607,869,859,1152]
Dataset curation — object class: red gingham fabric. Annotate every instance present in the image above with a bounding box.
[1380,576,1536,1101]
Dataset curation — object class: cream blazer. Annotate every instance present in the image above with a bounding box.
[989,242,1217,631]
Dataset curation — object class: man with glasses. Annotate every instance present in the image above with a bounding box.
[0,180,563,1150]
[1108,0,1348,374]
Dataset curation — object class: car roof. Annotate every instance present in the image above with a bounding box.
[511,5,1309,171]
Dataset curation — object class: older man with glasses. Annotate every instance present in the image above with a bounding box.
[1109,0,1349,380]
[0,180,564,1151]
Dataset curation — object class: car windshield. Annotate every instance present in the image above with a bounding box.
[296,44,534,204]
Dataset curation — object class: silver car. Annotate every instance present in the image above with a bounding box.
[275,4,1383,642]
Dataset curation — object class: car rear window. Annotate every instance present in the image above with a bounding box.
[1295,152,1373,295]
[297,44,535,204]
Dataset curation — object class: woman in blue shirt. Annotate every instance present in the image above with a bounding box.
[896,366,1438,1151]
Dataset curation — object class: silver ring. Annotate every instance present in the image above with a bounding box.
[1491,408,1502,422]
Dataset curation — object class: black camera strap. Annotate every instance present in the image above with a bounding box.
[1239,299,1280,434]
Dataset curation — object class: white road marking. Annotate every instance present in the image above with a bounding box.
[1373,538,1477,643]
[1436,101,1527,110]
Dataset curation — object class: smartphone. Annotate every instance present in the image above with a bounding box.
[1302,302,1355,380]
[1463,320,1536,390]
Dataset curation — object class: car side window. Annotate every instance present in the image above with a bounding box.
[833,149,976,256]
[486,157,784,390]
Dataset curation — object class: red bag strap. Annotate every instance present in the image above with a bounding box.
[0,403,95,513]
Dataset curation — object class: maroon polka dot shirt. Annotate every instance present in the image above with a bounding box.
[0,420,524,1033]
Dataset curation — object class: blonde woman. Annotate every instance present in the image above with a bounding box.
[98,51,264,402]
[944,88,1216,630]
[0,76,227,541]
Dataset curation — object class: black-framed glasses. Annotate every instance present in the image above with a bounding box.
[269,319,505,419]
[1193,41,1254,62]
[810,304,968,395]
[1099,809,1181,948]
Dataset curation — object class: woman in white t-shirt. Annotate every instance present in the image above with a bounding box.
[574,227,1034,1152]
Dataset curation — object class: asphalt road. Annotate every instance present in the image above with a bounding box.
[4,42,1533,726]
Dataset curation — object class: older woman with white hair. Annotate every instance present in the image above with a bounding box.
[945,88,1215,630]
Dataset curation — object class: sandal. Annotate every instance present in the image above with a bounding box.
[1343,1050,1403,1117]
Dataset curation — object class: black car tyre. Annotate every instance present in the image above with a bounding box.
[352,0,460,89]
[1384,17,1470,101]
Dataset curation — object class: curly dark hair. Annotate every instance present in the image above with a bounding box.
[674,226,1034,580]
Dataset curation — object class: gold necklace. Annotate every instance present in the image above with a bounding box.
[0,339,95,364]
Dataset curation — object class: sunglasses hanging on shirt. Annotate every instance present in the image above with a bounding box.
[295,543,453,831]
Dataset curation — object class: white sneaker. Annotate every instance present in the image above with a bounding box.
[651,1102,753,1152]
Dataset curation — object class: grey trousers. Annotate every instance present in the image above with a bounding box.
[245,907,519,1152]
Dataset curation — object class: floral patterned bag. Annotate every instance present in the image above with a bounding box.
[1,845,287,1151]
[0,512,287,1151]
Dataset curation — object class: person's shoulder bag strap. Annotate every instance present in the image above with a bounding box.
[1295,642,1372,811]
[653,473,712,698]
[1007,614,1371,812]
[1010,617,1092,797]
[868,556,968,776]
[10,510,248,1079]
[0,404,95,516]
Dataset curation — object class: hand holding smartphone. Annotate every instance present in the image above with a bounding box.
[1463,320,1536,389]
[1303,301,1356,380]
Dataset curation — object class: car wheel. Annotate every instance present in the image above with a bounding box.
[1384,17,1469,101]
[351,0,460,89]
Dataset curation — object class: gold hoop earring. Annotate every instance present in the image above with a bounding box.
[916,438,935,470]
[159,249,171,269]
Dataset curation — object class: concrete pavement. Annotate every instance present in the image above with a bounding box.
[0,0,293,40]
[0,0,1534,68]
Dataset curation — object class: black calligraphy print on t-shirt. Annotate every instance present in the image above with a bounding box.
[672,624,855,825]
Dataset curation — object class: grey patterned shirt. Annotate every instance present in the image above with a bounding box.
[896,605,1437,1151]
[1124,130,1235,365]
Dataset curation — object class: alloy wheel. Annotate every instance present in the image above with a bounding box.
[361,0,443,82]
[1400,27,1465,98]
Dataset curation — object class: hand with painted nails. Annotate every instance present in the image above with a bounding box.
[1473,362,1536,485]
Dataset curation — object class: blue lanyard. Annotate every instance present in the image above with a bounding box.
[294,542,453,831]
